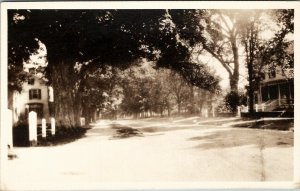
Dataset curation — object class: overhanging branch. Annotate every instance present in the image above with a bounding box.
[202,44,233,76]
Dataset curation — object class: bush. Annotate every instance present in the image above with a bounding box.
[13,124,88,147]
[224,91,239,112]
[37,126,88,146]
[222,91,247,113]
[13,124,30,146]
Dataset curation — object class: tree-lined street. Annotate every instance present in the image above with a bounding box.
[3,7,295,190]
[8,9,293,125]
[4,117,293,190]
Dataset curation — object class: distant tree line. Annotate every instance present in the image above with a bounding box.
[85,61,218,121]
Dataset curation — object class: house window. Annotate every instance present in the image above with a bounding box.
[28,78,35,85]
[28,103,43,118]
[29,89,41,100]
[268,68,276,78]
[261,73,266,80]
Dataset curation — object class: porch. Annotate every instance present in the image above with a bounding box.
[255,79,294,112]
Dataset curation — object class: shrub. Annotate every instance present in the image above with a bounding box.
[224,91,240,112]
[13,124,30,146]
[221,91,247,113]
[13,124,88,147]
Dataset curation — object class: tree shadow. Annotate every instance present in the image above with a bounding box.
[188,128,294,150]
[86,123,144,139]
[110,124,144,139]
[139,124,223,133]
[85,127,116,137]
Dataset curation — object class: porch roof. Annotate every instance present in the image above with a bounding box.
[260,79,293,87]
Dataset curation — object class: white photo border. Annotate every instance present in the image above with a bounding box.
[1,1,299,190]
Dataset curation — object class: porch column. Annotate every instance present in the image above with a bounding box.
[288,82,292,99]
[278,84,281,105]
[259,84,262,104]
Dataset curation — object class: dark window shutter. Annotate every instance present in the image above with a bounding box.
[29,90,33,100]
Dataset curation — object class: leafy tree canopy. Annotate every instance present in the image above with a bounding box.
[8,9,220,92]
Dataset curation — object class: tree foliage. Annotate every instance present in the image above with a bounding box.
[169,10,242,92]
[8,9,222,125]
[238,9,293,113]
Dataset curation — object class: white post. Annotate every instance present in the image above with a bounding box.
[255,104,258,112]
[51,117,55,136]
[204,108,208,118]
[262,103,265,112]
[212,105,215,118]
[80,117,85,127]
[245,106,249,113]
[29,111,37,146]
[48,86,54,102]
[237,106,241,117]
[42,118,46,138]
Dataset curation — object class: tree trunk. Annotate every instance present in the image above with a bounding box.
[73,97,82,126]
[190,86,195,114]
[230,38,240,94]
[48,59,79,128]
[8,89,14,110]
[229,75,239,93]
[167,101,171,117]
[177,102,181,114]
[247,25,255,114]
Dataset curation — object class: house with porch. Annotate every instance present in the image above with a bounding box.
[254,65,294,112]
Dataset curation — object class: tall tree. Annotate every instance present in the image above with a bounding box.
[171,9,293,113]
[8,9,220,126]
[170,10,240,93]
[239,9,293,113]
[155,10,221,92]
[8,10,151,126]
[238,10,263,114]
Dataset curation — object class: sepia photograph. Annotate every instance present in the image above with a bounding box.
[0,1,299,190]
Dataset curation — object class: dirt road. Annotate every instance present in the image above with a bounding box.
[4,117,294,190]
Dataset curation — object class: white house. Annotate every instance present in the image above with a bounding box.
[12,76,54,125]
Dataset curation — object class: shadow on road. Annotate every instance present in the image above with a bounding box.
[110,124,143,139]
[189,128,293,150]
[86,123,144,139]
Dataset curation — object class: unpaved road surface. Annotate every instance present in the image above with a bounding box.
[4,117,293,190]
